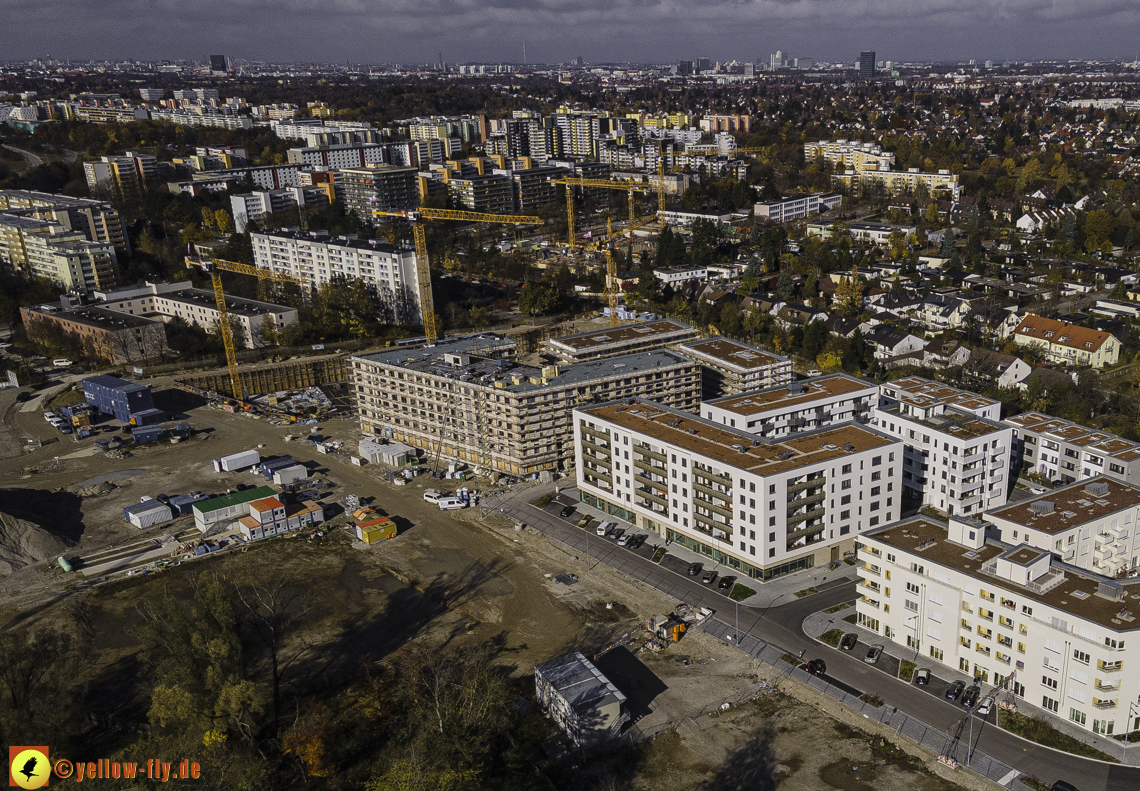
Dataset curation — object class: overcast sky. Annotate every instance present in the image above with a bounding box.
[4,0,1140,66]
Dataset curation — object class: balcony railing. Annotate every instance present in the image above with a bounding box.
[693,512,732,537]
[581,438,611,458]
[860,564,881,577]
[634,472,666,489]
[788,490,826,509]
[787,521,826,543]
[636,487,668,507]
[633,457,665,474]
[694,496,734,519]
[787,505,826,527]
[787,476,826,495]
[1095,680,1120,692]
[1097,663,1123,673]
[1093,699,1118,710]
[692,481,733,503]
[634,445,667,462]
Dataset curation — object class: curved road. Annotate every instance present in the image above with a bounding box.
[501,492,1140,791]
[2,145,43,167]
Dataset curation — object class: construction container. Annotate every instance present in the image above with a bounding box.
[192,485,276,532]
[258,456,296,478]
[124,500,173,528]
[58,556,73,572]
[82,375,156,422]
[130,408,166,426]
[167,493,210,517]
[356,517,397,544]
[132,426,164,445]
[213,449,261,473]
[273,465,308,485]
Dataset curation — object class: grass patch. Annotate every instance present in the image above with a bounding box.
[794,586,818,598]
[576,516,593,529]
[780,652,804,667]
[998,709,1120,763]
[899,660,915,683]
[1018,777,1051,791]
[820,628,844,648]
[651,547,667,563]
[729,583,756,602]
[859,693,884,708]
[823,602,851,614]
[842,613,858,624]
[531,494,552,508]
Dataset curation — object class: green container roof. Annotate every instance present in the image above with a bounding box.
[192,485,277,515]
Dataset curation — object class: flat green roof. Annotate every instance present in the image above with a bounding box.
[192,485,276,514]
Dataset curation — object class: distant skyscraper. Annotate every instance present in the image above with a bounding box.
[209,54,228,74]
[696,57,711,71]
[859,51,876,79]
[678,60,693,76]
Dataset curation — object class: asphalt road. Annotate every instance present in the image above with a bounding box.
[2,145,43,167]
[497,491,1140,791]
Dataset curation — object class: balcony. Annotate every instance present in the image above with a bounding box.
[581,438,611,458]
[693,512,732,538]
[694,496,734,519]
[634,445,666,463]
[989,458,1006,471]
[787,476,826,494]
[581,426,610,443]
[634,472,666,489]
[858,579,881,594]
[633,457,665,475]
[858,595,880,609]
[1095,680,1120,692]
[860,563,881,577]
[636,487,668,507]
[1097,662,1123,673]
[787,505,826,527]
[693,481,733,503]
[788,490,826,509]
[787,521,826,544]
[1093,699,1118,710]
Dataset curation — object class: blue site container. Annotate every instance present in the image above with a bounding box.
[82,375,156,423]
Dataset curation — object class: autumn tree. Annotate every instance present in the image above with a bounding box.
[834,266,865,316]
[259,314,279,347]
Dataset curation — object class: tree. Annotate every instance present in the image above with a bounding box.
[940,228,956,259]
[0,626,83,748]
[518,282,560,316]
[1084,210,1116,248]
[775,270,795,303]
[259,314,279,347]
[215,209,234,234]
[924,203,939,226]
[1017,158,1043,193]
[201,206,216,230]
[637,269,662,302]
[1024,372,1048,412]
[834,266,864,316]
[816,351,843,373]
[802,320,829,359]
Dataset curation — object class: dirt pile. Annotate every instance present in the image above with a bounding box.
[0,489,83,575]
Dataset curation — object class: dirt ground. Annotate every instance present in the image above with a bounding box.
[0,378,971,790]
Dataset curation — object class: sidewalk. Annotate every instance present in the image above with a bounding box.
[550,485,860,608]
[802,606,1140,767]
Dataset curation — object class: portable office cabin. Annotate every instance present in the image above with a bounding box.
[213,449,261,472]
[82,375,156,422]
[258,456,296,478]
[192,485,276,532]
[273,465,308,485]
[167,493,210,517]
[534,652,629,747]
[124,500,173,528]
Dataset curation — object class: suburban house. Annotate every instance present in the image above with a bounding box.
[774,303,828,330]
[966,349,1033,390]
[1012,315,1121,368]
[863,325,925,360]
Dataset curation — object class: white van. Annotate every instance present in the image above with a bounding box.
[595,521,611,537]
[422,490,442,503]
[438,497,466,510]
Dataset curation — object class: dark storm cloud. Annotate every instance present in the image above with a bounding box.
[2,0,1138,63]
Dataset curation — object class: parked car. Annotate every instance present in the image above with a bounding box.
[422,491,442,503]
[864,645,883,664]
[616,534,630,546]
[805,658,826,675]
[945,680,966,701]
[58,424,72,435]
[975,695,994,716]
[701,569,718,585]
[962,685,981,709]
[15,391,31,402]
[595,522,610,536]
[42,411,55,421]
[687,562,703,576]
[717,575,736,590]
[559,505,576,518]
[839,633,858,651]
[52,359,73,367]
[914,668,931,685]
[610,528,625,541]
[805,369,822,377]
[1050,781,1080,791]
[1030,486,1048,495]
[629,534,646,549]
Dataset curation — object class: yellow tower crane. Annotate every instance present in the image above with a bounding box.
[372,208,544,345]
[185,256,304,402]
[556,177,656,249]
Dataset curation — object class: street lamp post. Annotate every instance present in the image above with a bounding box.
[1127,701,1140,746]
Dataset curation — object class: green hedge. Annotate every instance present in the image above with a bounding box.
[820,629,844,648]
[899,660,915,682]
[998,710,1119,763]
[531,494,552,508]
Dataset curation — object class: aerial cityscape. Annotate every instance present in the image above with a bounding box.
[3,17,1140,791]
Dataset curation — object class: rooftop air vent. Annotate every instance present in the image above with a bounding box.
[751,439,761,447]
[1084,481,1110,497]
[778,452,793,460]
[732,444,746,452]
[687,428,697,435]
[844,444,855,452]
[1029,501,1054,516]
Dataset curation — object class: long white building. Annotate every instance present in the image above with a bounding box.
[873,377,1013,517]
[251,230,421,323]
[701,374,878,438]
[753,192,842,223]
[857,513,1139,738]
[575,397,903,581]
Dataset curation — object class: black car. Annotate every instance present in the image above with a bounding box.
[559,505,576,518]
[805,658,827,675]
[15,391,31,402]
[701,569,718,585]
[962,685,981,709]
[717,575,736,590]
[1051,782,1080,791]
[839,633,858,651]
[915,668,931,685]
[687,562,703,576]
[611,527,625,541]
[945,680,966,701]
[631,535,648,549]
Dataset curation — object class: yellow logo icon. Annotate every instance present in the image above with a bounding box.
[9,747,50,789]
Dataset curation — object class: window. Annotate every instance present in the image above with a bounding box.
[842,464,852,474]
[906,582,920,594]
[1073,649,1090,665]
[840,509,851,520]
[930,646,944,661]
[841,494,852,505]
[871,471,881,481]
[905,600,918,612]
[1042,696,1059,713]
[872,456,882,466]
[1043,675,1058,690]
[842,480,852,490]
[870,486,881,496]
[1093,720,1115,736]
[1069,709,1086,726]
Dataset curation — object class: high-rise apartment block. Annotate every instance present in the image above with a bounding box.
[701,374,878,438]
[0,214,119,290]
[351,336,701,476]
[229,188,331,233]
[83,151,158,196]
[859,51,876,78]
[675,338,791,399]
[334,165,420,220]
[576,398,903,581]
[251,230,421,323]
[0,190,131,255]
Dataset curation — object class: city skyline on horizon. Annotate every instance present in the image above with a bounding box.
[3,0,1140,70]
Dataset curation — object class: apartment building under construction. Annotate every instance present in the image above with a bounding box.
[350,334,701,475]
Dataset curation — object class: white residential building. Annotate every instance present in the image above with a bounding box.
[653,266,708,286]
[676,337,791,398]
[753,192,842,223]
[984,477,1140,577]
[576,397,904,580]
[857,515,1139,737]
[1004,412,1140,487]
[701,374,878,439]
[251,230,421,323]
[230,188,330,233]
[94,280,297,349]
[874,376,1012,516]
